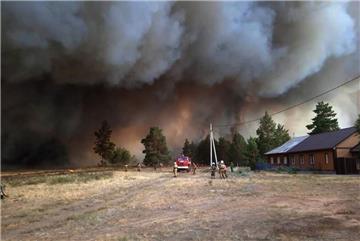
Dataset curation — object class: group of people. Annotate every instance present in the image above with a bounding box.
[211,160,228,179]
[172,159,229,179]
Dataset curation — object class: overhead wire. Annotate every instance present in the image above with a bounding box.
[213,74,360,129]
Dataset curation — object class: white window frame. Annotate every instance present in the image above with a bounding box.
[277,156,281,165]
[291,155,295,165]
[270,157,274,164]
[309,154,315,165]
[325,153,329,164]
[284,156,287,165]
[300,155,304,165]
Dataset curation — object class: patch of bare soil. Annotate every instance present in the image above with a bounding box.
[1,169,360,241]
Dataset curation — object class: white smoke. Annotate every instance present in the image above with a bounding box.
[2,1,359,166]
[2,1,357,95]
[258,2,356,96]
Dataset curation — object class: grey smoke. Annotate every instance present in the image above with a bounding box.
[2,1,358,166]
[3,2,356,92]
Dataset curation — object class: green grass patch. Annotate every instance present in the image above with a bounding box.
[48,172,113,185]
[4,171,113,187]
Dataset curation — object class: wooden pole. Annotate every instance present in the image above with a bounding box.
[210,123,213,166]
[212,136,218,167]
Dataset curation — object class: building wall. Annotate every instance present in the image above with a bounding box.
[267,154,288,166]
[336,133,360,158]
[290,150,334,170]
[267,150,335,171]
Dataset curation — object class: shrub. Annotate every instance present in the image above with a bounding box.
[109,147,131,165]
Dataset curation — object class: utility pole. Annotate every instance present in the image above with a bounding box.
[210,123,212,166]
[209,123,218,167]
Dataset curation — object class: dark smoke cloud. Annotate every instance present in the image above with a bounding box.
[2,1,358,167]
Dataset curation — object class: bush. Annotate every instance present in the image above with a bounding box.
[238,166,251,173]
[109,147,131,165]
[274,166,298,174]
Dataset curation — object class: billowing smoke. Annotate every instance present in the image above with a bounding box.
[2,1,358,167]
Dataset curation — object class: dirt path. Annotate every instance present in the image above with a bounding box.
[2,170,360,241]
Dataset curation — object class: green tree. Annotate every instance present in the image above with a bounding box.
[244,137,261,170]
[109,147,131,165]
[93,120,115,163]
[194,135,217,165]
[189,141,198,160]
[306,101,340,134]
[256,112,277,156]
[355,115,360,158]
[274,124,291,147]
[355,114,360,134]
[217,137,231,163]
[141,127,171,167]
[228,133,247,165]
[182,139,191,156]
[182,139,198,159]
[256,112,290,156]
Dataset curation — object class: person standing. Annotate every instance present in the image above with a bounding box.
[219,160,227,179]
[173,161,178,177]
[230,162,234,173]
[192,161,198,175]
[1,185,7,199]
[211,163,216,179]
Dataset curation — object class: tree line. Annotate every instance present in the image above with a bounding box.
[93,101,360,167]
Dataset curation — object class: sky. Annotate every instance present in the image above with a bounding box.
[2,1,359,166]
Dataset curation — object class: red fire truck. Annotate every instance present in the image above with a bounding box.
[176,154,192,172]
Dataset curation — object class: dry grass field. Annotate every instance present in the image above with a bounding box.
[1,168,360,241]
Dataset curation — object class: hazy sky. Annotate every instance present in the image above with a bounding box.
[2,1,359,165]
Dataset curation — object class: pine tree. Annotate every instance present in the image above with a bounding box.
[244,137,260,169]
[228,133,247,165]
[217,137,231,163]
[355,114,360,135]
[93,120,115,163]
[274,124,291,147]
[355,115,360,158]
[141,127,171,167]
[306,101,340,134]
[256,112,290,156]
[182,139,192,156]
[194,135,215,165]
[182,139,197,159]
[256,112,277,155]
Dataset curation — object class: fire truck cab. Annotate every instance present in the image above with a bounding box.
[176,154,192,172]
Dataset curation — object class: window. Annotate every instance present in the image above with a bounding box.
[325,153,329,164]
[309,154,315,165]
[284,156,288,165]
[300,155,304,165]
[291,155,295,165]
[277,156,281,165]
[270,157,274,164]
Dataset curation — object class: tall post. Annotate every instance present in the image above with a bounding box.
[212,136,218,167]
[210,123,213,166]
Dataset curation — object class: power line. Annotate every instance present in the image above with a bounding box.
[214,74,360,128]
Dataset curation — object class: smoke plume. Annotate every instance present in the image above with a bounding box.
[2,1,359,167]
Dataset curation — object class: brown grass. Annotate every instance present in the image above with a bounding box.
[1,169,359,241]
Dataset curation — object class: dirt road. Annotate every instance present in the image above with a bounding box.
[1,169,360,240]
